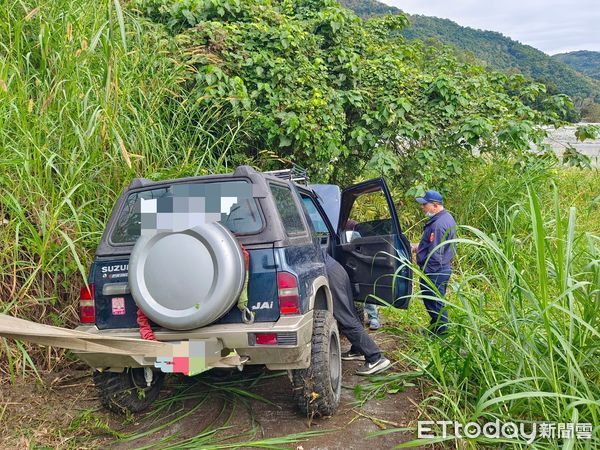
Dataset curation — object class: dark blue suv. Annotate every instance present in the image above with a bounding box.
[75,166,412,417]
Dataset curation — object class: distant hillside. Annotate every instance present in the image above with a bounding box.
[403,15,599,101]
[340,0,600,105]
[339,0,398,17]
[553,51,600,82]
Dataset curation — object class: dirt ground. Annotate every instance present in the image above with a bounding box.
[0,331,425,449]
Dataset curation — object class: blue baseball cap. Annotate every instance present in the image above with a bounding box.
[415,190,443,204]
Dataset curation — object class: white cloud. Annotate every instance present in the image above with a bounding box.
[383,0,600,54]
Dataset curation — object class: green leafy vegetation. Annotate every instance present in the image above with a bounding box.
[554,50,600,82]
[337,0,399,17]
[341,0,600,121]
[368,164,600,448]
[0,0,599,447]
[132,0,574,188]
[553,51,600,119]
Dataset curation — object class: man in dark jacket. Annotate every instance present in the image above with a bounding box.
[412,190,456,335]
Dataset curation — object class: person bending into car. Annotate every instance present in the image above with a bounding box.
[323,253,391,376]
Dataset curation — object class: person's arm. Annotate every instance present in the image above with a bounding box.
[431,228,445,267]
[430,224,455,267]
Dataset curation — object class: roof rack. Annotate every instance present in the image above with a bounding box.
[265,165,309,185]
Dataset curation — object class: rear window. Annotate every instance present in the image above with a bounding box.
[270,184,305,235]
[111,180,262,244]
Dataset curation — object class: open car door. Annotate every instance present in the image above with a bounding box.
[335,179,412,308]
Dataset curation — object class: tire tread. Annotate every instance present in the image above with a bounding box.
[291,309,341,417]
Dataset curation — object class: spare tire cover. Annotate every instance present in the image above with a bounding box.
[129,223,245,330]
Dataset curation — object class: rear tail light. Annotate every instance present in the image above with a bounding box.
[277,271,300,315]
[79,283,95,324]
[255,333,278,345]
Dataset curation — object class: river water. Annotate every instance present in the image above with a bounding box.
[542,123,600,166]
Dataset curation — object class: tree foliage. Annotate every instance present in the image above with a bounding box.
[134,0,573,191]
[553,50,600,82]
[341,0,600,120]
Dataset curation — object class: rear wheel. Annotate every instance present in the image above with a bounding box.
[291,309,341,417]
[93,368,164,414]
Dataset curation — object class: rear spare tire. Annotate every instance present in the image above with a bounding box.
[292,309,341,417]
[129,223,245,330]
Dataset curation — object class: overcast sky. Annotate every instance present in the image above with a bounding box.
[382,0,600,55]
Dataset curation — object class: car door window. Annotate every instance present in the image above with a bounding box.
[336,178,412,308]
[301,194,332,251]
[301,196,329,235]
[342,190,393,243]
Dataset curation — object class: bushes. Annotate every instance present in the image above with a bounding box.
[134,0,573,186]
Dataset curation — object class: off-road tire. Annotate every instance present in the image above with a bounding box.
[93,368,164,414]
[291,309,341,417]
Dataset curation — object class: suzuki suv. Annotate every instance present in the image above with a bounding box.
[76,166,412,417]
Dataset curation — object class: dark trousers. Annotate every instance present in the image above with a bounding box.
[420,271,451,334]
[324,255,381,363]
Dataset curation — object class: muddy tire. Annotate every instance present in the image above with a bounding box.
[93,368,164,414]
[291,309,341,417]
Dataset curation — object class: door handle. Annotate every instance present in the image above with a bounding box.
[352,252,388,265]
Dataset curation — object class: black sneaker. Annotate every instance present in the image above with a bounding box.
[341,350,365,361]
[355,357,391,376]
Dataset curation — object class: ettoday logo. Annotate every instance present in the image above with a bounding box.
[417,420,593,443]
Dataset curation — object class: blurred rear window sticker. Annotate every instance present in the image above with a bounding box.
[111,180,262,244]
[112,297,126,315]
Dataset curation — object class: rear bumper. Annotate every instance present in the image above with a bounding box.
[74,311,313,371]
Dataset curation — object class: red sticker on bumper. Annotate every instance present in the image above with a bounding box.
[112,297,126,315]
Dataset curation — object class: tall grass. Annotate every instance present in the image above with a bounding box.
[376,169,599,448]
[0,0,245,376]
[2,4,599,447]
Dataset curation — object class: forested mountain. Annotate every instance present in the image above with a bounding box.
[402,16,599,101]
[339,0,398,17]
[2,1,599,446]
[553,51,600,82]
[340,0,600,117]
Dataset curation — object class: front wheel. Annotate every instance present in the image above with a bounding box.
[291,309,341,417]
[93,368,164,414]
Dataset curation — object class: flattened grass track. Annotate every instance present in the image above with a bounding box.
[0,330,422,449]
